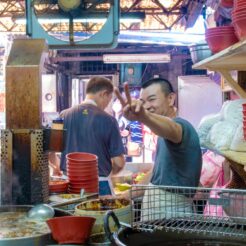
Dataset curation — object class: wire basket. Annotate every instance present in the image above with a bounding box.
[130,185,246,238]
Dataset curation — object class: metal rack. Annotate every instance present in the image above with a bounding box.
[130,185,246,239]
[0,129,49,205]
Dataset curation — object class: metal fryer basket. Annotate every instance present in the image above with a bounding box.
[130,185,246,239]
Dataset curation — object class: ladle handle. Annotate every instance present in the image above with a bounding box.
[104,210,126,246]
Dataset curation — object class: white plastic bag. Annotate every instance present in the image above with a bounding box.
[221,99,246,124]
[197,113,221,146]
[209,121,237,150]
[230,123,246,152]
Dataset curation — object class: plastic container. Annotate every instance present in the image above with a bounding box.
[74,199,131,234]
[52,118,64,130]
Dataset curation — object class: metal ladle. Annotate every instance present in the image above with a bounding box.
[27,204,55,220]
[27,189,86,220]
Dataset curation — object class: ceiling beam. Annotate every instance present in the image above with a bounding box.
[0,0,198,32]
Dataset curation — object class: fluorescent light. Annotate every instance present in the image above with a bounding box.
[14,12,145,25]
[15,18,143,25]
[103,53,171,64]
[119,29,205,45]
[15,18,106,24]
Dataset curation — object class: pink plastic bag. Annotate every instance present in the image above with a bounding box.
[203,167,231,217]
[200,151,225,188]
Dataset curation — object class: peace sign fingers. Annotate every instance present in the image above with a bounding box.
[114,87,127,107]
[114,82,132,107]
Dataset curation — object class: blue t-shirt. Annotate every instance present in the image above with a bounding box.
[60,104,124,177]
[151,117,202,188]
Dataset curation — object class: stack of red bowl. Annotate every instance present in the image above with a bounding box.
[205,26,239,54]
[49,180,69,194]
[66,152,99,194]
[232,0,246,40]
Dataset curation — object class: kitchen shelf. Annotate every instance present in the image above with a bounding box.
[192,40,246,98]
[192,39,246,71]
[203,143,246,166]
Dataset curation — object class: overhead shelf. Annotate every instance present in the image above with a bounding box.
[192,39,246,71]
[192,40,246,98]
[194,41,246,163]
[203,143,246,166]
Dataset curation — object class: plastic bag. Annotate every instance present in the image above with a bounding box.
[230,123,246,152]
[200,151,225,188]
[209,121,237,150]
[221,99,246,124]
[197,113,221,146]
[203,164,232,217]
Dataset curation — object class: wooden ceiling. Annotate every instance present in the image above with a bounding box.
[0,0,206,33]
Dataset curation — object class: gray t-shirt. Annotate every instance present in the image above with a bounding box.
[60,104,124,177]
[151,117,202,187]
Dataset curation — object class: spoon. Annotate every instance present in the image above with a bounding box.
[27,189,86,220]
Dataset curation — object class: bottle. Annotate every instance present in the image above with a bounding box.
[52,118,64,130]
[50,118,64,152]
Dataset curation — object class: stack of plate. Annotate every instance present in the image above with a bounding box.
[66,152,99,194]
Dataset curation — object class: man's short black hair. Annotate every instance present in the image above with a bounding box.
[86,76,113,94]
[142,77,174,95]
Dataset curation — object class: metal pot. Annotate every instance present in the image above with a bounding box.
[189,43,212,64]
[0,205,72,246]
[104,211,246,246]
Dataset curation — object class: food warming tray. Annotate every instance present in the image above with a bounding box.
[104,185,246,246]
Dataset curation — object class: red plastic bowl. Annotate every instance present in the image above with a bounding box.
[47,216,96,244]
[232,12,246,19]
[68,172,98,178]
[68,177,98,183]
[67,168,98,175]
[67,168,98,176]
[234,1,246,8]
[67,172,98,178]
[221,0,233,8]
[67,165,98,170]
[66,152,98,162]
[205,32,236,38]
[206,26,235,33]
[49,180,69,191]
[67,164,98,170]
[232,10,246,18]
[232,18,246,40]
[205,32,239,53]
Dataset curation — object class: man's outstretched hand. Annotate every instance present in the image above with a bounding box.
[114,83,146,122]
